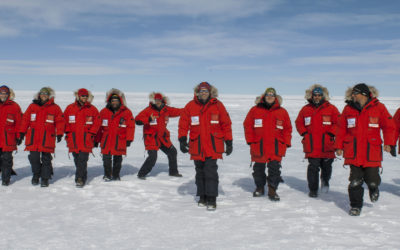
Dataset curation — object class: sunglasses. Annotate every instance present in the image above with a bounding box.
[199,89,209,93]
[39,92,49,96]
[313,94,323,97]
[352,91,361,95]
[265,93,275,97]
[80,95,89,97]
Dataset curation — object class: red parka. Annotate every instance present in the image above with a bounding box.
[178,85,232,161]
[95,89,135,156]
[136,93,181,150]
[244,94,292,163]
[20,88,65,153]
[0,88,22,152]
[63,90,101,153]
[335,87,396,167]
[295,85,340,159]
[393,108,400,153]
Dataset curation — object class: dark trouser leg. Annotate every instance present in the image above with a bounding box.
[103,154,112,178]
[28,151,41,178]
[204,158,219,197]
[112,155,123,178]
[267,161,282,189]
[321,158,333,184]
[41,153,53,180]
[137,150,158,177]
[1,151,13,182]
[307,158,321,192]
[73,152,89,182]
[160,145,178,175]
[348,165,364,208]
[364,167,381,202]
[194,160,206,196]
[252,162,267,188]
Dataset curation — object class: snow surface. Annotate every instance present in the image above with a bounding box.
[1,91,400,250]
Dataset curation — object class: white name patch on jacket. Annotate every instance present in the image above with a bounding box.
[31,113,36,121]
[254,119,263,128]
[102,119,108,126]
[304,117,311,126]
[69,116,76,123]
[150,119,157,125]
[347,118,356,128]
[191,116,200,125]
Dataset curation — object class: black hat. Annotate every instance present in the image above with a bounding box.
[352,83,370,96]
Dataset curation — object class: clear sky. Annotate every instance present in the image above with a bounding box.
[1,0,399,96]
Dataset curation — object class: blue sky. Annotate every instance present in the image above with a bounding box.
[1,0,400,96]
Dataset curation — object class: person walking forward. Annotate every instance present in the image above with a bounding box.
[295,84,340,197]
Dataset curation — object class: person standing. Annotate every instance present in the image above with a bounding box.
[393,107,400,156]
[19,87,65,187]
[96,89,135,181]
[335,83,396,216]
[136,92,182,179]
[0,85,22,186]
[64,88,101,187]
[295,85,340,197]
[243,88,292,201]
[178,82,233,210]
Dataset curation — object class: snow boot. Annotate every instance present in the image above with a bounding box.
[75,178,85,188]
[31,176,39,186]
[369,188,379,203]
[169,172,183,177]
[253,187,265,197]
[103,175,112,182]
[113,176,121,181]
[41,178,49,187]
[321,179,329,193]
[268,185,280,201]
[2,179,10,186]
[349,207,362,216]
[137,175,146,180]
[198,195,207,207]
[308,190,318,198]
[206,196,217,211]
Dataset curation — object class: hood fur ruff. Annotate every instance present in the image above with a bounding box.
[255,94,283,105]
[345,84,379,101]
[34,86,55,100]
[305,84,330,101]
[149,92,170,105]
[194,84,218,99]
[105,88,126,105]
[74,89,94,103]
[0,86,15,101]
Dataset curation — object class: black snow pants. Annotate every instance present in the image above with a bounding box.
[253,161,282,189]
[103,154,123,179]
[137,144,178,177]
[0,150,14,182]
[194,158,219,197]
[28,151,53,180]
[72,152,89,182]
[307,158,333,192]
[348,165,381,208]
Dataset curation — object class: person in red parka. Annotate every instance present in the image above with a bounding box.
[244,87,292,201]
[393,108,400,155]
[95,89,135,181]
[295,84,340,198]
[136,92,182,179]
[19,87,65,187]
[178,82,233,210]
[335,83,396,216]
[64,88,101,187]
[0,85,22,186]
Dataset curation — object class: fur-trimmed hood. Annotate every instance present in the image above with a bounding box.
[105,88,126,105]
[305,84,330,101]
[345,84,379,102]
[194,83,218,99]
[255,93,283,106]
[74,89,94,103]
[0,86,15,102]
[149,92,170,105]
[33,86,55,100]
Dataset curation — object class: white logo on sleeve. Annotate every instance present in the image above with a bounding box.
[254,119,263,128]
[191,116,200,125]
[304,117,311,126]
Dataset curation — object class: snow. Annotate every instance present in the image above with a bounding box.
[1,91,400,249]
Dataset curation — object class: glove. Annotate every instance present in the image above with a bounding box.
[301,132,307,137]
[225,140,233,156]
[57,135,63,143]
[390,145,397,157]
[327,132,335,138]
[94,142,99,148]
[126,140,132,147]
[17,133,25,145]
[179,136,189,153]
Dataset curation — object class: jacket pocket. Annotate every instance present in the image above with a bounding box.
[5,131,16,146]
[189,135,201,156]
[101,135,108,149]
[367,137,382,162]
[66,132,77,149]
[26,128,34,146]
[343,136,356,159]
[302,133,313,153]
[211,133,224,154]
[275,138,287,157]
[115,134,126,151]
[42,131,56,149]
[144,133,157,147]
[322,133,335,153]
[84,132,94,149]
[250,139,263,158]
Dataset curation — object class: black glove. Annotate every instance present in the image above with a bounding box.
[179,136,189,153]
[390,145,397,157]
[17,133,25,145]
[327,132,335,138]
[126,140,132,147]
[94,142,99,148]
[225,140,233,156]
[57,135,63,143]
[301,132,307,137]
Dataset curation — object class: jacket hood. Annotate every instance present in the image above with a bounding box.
[305,84,330,101]
[34,86,55,101]
[74,89,94,103]
[1,87,15,102]
[105,88,126,105]
[149,92,170,105]
[345,84,379,102]
[194,83,218,99]
[255,93,283,105]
